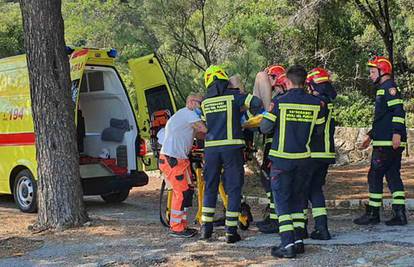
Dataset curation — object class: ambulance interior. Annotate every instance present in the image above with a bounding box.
[76,66,138,178]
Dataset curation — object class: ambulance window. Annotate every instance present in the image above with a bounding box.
[145,85,174,116]
[88,71,104,92]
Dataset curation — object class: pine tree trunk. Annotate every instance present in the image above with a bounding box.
[19,0,88,230]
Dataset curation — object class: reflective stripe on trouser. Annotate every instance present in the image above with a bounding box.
[392,191,405,205]
[226,211,240,234]
[291,212,305,229]
[159,154,192,232]
[201,206,216,223]
[203,148,244,233]
[271,164,307,246]
[368,147,405,208]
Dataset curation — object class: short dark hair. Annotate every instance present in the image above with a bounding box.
[286,65,307,87]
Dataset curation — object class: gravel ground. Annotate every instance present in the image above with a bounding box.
[1,175,414,266]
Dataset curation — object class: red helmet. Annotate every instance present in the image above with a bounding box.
[367,56,392,75]
[306,67,331,85]
[267,65,287,88]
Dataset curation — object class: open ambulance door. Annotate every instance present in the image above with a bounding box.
[69,48,89,123]
[128,54,177,171]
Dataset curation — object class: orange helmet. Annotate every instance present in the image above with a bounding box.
[367,56,392,75]
[267,65,287,88]
[306,67,331,85]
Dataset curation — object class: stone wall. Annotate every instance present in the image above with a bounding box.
[334,127,414,165]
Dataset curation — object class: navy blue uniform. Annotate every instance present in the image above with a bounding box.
[307,100,335,233]
[367,79,406,208]
[260,88,324,247]
[201,80,262,236]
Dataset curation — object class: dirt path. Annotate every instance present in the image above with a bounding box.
[1,173,414,266]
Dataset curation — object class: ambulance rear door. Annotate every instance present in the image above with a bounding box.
[128,54,177,170]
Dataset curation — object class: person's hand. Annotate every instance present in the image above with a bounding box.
[392,133,401,150]
[359,135,371,150]
[268,102,274,112]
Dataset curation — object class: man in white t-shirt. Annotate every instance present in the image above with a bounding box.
[159,93,207,238]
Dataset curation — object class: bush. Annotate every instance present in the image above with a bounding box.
[333,92,374,127]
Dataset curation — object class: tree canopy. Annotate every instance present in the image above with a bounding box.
[2,0,414,126]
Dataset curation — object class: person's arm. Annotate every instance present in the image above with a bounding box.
[385,87,405,149]
[253,71,272,110]
[260,100,278,134]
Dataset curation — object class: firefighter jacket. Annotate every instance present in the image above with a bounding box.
[370,79,407,147]
[260,88,325,169]
[309,96,336,164]
[201,80,262,151]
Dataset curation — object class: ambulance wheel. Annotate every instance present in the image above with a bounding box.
[101,189,130,203]
[13,169,37,213]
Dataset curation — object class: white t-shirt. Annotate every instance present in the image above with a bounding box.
[160,107,201,159]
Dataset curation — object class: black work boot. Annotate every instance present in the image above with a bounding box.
[226,232,241,244]
[311,216,331,240]
[271,244,296,258]
[385,205,407,226]
[353,205,380,225]
[200,223,213,240]
[258,220,279,234]
[169,228,198,238]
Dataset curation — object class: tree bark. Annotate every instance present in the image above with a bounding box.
[19,0,88,230]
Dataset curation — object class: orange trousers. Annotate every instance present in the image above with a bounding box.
[159,154,192,232]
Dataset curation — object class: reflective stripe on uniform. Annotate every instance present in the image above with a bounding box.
[369,193,383,199]
[244,94,253,108]
[293,221,305,228]
[387,99,403,107]
[269,149,310,159]
[278,103,320,111]
[376,89,385,96]
[202,207,215,213]
[170,217,182,223]
[369,201,382,207]
[226,211,239,217]
[171,209,184,215]
[393,191,405,198]
[311,152,336,158]
[266,138,273,144]
[315,117,325,125]
[225,220,238,227]
[263,112,277,122]
[291,213,304,220]
[312,207,327,218]
[372,141,407,147]
[393,199,405,205]
[392,117,405,124]
[205,139,245,147]
[279,224,294,233]
[269,213,278,220]
[201,215,214,222]
[278,214,292,223]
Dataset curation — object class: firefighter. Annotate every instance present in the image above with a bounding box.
[159,93,207,238]
[200,65,262,243]
[305,67,337,240]
[260,65,325,258]
[354,56,408,226]
[256,65,289,234]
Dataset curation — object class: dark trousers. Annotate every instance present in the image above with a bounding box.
[368,147,405,207]
[306,160,329,228]
[271,159,310,246]
[261,143,278,220]
[202,147,244,234]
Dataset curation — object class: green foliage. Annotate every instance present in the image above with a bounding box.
[1,0,414,127]
[0,2,24,58]
[333,92,374,127]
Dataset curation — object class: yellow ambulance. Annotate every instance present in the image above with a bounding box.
[0,48,176,212]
